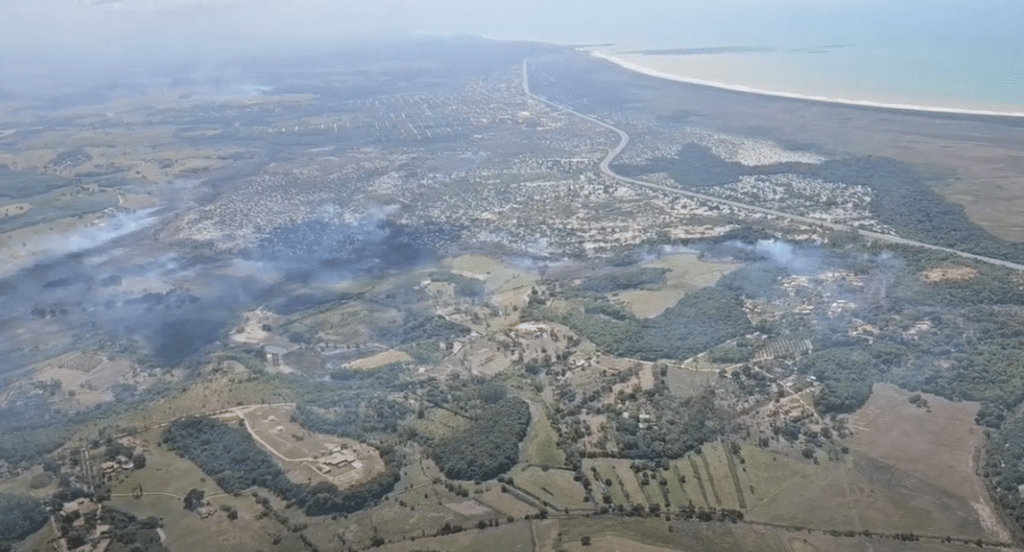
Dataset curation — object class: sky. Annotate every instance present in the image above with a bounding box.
[1,0,1019,91]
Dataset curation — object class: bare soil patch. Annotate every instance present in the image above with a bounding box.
[0,203,30,218]
[349,350,412,370]
[226,404,385,490]
[920,265,979,283]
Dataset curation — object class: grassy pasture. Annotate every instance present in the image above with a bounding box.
[554,517,678,552]
[610,462,648,508]
[373,521,534,552]
[701,442,742,510]
[445,255,538,294]
[735,385,1004,541]
[473,486,538,519]
[616,253,737,318]
[662,464,690,507]
[584,460,628,506]
[521,403,566,468]
[672,457,712,509]
[0,186,119,234]
[407,407,472,441]
[110,428,222,500]
[349,350,412,370]
[511,466,589,511]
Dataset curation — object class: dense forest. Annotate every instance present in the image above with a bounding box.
[430,396,530,481]
[101,508,168,552]
[162,416,399,517]
[296,362,412,442]
[984,408,1024,534]
[162,417,296,497]
[798,245,1024,417]
[378,314,471,345]
[576,268,669,293]
[375,313,472,363]
[0,396,75,469]
[0,494,48,549]
[802,346,893,413]
[537,284,752,362]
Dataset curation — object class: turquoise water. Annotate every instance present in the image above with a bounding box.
[412,0,1024,113]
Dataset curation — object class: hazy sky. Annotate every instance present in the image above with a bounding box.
[1,0,1018,91]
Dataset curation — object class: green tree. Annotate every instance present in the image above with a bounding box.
[183,488,204,511]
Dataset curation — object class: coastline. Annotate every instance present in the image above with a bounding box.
[590,51,1024,119]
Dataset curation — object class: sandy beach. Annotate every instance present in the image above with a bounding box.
[591,50,1024,119]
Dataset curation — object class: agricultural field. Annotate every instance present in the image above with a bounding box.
[616,252,738,318]
[374,521,535,552]
[673,458,713,510]
[735,383,1008,543]
[109,428,223,500]
[27,353,144,410]
[551,517,678,552]
[665,366,716,398]
[472,485,538,519]
[610,461,648,508]
[444,255,539,296]
[407,406,473,441]
[0,465,58,499]
[521,403,566,468]
[700,441,743,510]
[441,336,514,376]
[349,350,412,370]
[510,465,589,512]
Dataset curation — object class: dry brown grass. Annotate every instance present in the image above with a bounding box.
[742,383,1009,542]
[349,350,412,370]
[919,265,979,283]
[229,404,385,490]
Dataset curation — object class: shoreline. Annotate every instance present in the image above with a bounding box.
[591,51,1024,119]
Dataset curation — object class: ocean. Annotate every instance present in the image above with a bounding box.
[411,0,1024,115]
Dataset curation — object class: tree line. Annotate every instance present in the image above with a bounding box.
[534,284,752,362]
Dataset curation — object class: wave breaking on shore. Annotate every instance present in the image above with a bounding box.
[591,51,1024,119]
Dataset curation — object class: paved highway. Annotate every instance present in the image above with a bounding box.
[521,61,1024,273]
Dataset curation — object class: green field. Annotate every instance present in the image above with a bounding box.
[521,403,566,468]
[702,442,743,510]
[585,460,628,506]
[673,458,712,509]
[512,466,589,511]
[662,465,690,507]
[611,462,648,508]
[374,521,535,552]
[616,253,738,318]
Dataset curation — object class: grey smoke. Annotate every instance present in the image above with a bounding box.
[754,239,822,274]
[1,209,161,278]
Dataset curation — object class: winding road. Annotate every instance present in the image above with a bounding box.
[521,60,1024,273]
